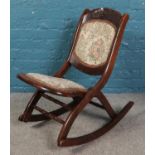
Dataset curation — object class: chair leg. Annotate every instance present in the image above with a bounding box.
[57,92,134,147]
[57,91,94,146]
[18,90,43,122]
[97,92,116,119]
[18,89,134,147]
[23,97,82,122]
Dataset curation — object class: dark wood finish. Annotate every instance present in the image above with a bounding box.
[58,101,134,146]
[54,61,71,78]
[34,105,65,124]
[69,8,122,75]
[42,93,71,110]
[23,97,81,122]
[89,100,105,109]
[17,8,134,147]
[18,73,86,97]
[97,92,116,119]
[18,90,43,122]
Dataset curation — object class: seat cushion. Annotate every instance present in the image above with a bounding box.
[24,73,87,95]
[74,20,116,66]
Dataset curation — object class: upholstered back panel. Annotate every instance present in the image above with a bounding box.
[74,20,116,66]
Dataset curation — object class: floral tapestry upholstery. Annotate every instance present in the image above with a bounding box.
[74,20,116,66]
[26,73,87,93]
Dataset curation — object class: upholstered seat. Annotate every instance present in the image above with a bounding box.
[17,8,134,147]
[18,73,87,95]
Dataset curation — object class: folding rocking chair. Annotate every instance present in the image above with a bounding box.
[17,8,134,147]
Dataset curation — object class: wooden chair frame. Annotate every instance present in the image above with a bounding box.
[17,8,134,147]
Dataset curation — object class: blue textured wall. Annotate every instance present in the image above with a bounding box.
[11,0,145,93]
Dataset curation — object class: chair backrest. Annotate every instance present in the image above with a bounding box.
[68,8,128,75]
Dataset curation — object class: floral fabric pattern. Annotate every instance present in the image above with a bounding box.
[26,73,87,93]
[74,20,116,66]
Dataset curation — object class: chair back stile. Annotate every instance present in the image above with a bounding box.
[17,8,134,147]
[68,8,125,75]
[95,14,129,91]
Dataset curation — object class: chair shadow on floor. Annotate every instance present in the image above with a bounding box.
[31,107,111,151]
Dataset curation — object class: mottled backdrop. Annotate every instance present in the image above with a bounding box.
[11,0,145,92]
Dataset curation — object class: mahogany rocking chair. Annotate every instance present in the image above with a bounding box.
[17,8,134,147]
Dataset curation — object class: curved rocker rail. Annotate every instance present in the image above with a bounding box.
[19,99,80,122]
[18,93,82,122]
[58,101,134,146]
[17,8,134,147]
